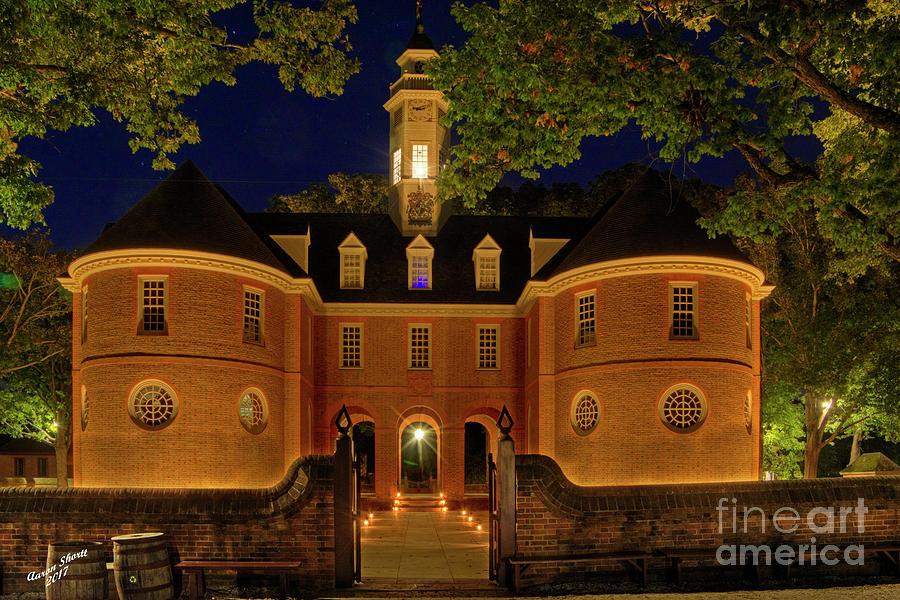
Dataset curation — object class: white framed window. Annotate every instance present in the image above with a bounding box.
[80,385,88,432]
[239,387,269,434]
[81,285,88,344]
[477,325,499,369]
[744,390,753,434]
[14,457,24,477]
[392,148,402,184]
[473,234,501,291]
[571,391,600,436]
[408,324,431,369]
[658,383,708,433]
[340,323,363,369]
[128,379,178,430]
[670,282,698,339]
[575,291,596,347]
[243,287,264,344]
[339,232,367,289]
[412,143,428,178]
[37,458,48,477]
[406,235,434,290]
[138,277,167,334]
[745,293,752,349]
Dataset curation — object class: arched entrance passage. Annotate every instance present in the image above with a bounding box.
[464,413,500,495]
[351,414,375,496]
[397,408,442,494]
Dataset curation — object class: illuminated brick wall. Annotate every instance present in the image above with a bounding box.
[536,273,761,486]
[514,454,900,588]
[0,456,334,594]
[74,266,288,488]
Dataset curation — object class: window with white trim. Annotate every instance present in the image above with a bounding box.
[575,291,596,347]
[340,324,363,368]
[670,283,698,339]
[406,235,434,290]
[243,288,264,344]
[138,277,167,334]
[14,457,24,477]
[473,233,501,291]
[128,379,178,430]
[477,325,499,369]
[81,285,88,344]
[392,148,402,184]
[571,391,600,436]
[745,293,752,348]
[339,232,367,289]
[239,388,268,434]
[37,458,48,477]
[412,144,428,178]
[409,324,431,369]
[658,384,707,433]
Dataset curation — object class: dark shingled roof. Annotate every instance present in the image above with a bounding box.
[536,170,748,280]
[248,213,585,303]
[82,161,303,277]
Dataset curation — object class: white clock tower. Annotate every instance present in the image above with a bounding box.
[383,2,451,236]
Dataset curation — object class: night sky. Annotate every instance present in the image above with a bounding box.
[10,0,756,251]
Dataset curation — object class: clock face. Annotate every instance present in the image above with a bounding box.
[408,99,433,122]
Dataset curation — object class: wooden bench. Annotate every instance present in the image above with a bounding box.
[507,552,652,592]
[175,560,302,600]
[658,549,760,585]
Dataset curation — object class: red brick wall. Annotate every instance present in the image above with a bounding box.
[0,456,335,594]
[74,266,291,488]
[533,273,760,485]
[514,454,900,587]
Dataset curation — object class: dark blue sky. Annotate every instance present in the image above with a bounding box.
[12,0,755,250]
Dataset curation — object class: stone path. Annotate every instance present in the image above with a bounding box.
[360,509,489,582]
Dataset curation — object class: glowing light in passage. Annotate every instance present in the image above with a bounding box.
[414,428,425,440]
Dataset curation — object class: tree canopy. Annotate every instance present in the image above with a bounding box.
[0,233,73,486]
[0,0,359,228]
[430,0,900,270]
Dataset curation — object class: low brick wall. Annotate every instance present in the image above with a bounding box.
[0,455,334,596]
[515,454,900,587]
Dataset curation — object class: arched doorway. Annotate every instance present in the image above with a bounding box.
[352,421,375,495]
[464,422,488,493]
[400,422,438,493]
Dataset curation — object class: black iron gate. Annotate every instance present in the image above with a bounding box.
[352,445,362,583]
[487,452,500,581]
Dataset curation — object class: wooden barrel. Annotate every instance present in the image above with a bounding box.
[111,533,174,600]
[45,541,107,600]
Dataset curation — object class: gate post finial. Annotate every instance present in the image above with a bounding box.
[497,405,514,435]
[335,405,353,435]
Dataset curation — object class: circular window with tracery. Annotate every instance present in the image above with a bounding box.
[571,391,600,436]
[80,385,88,432]
[239,388,268,434]
[128,380,178,430]
[744,391,753,434]
[658,384,707,433]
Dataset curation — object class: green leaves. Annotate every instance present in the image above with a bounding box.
[431,0,900,269]
[0,0,360,228]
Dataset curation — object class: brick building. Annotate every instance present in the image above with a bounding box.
[60,15,771,501]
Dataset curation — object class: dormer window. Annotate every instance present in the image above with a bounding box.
[406,234,434,290]
[473,234,501,291]
[339,232,367,290]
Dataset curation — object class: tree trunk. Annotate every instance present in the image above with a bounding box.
[848,429,863,466]
[803,438,822,479]
[803,392,825,478]
[55,435,68,488]
[55,407,70,489]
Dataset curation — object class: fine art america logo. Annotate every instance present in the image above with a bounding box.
[715,497,868,566]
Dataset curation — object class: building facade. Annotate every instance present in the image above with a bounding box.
[60,17,772,501]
